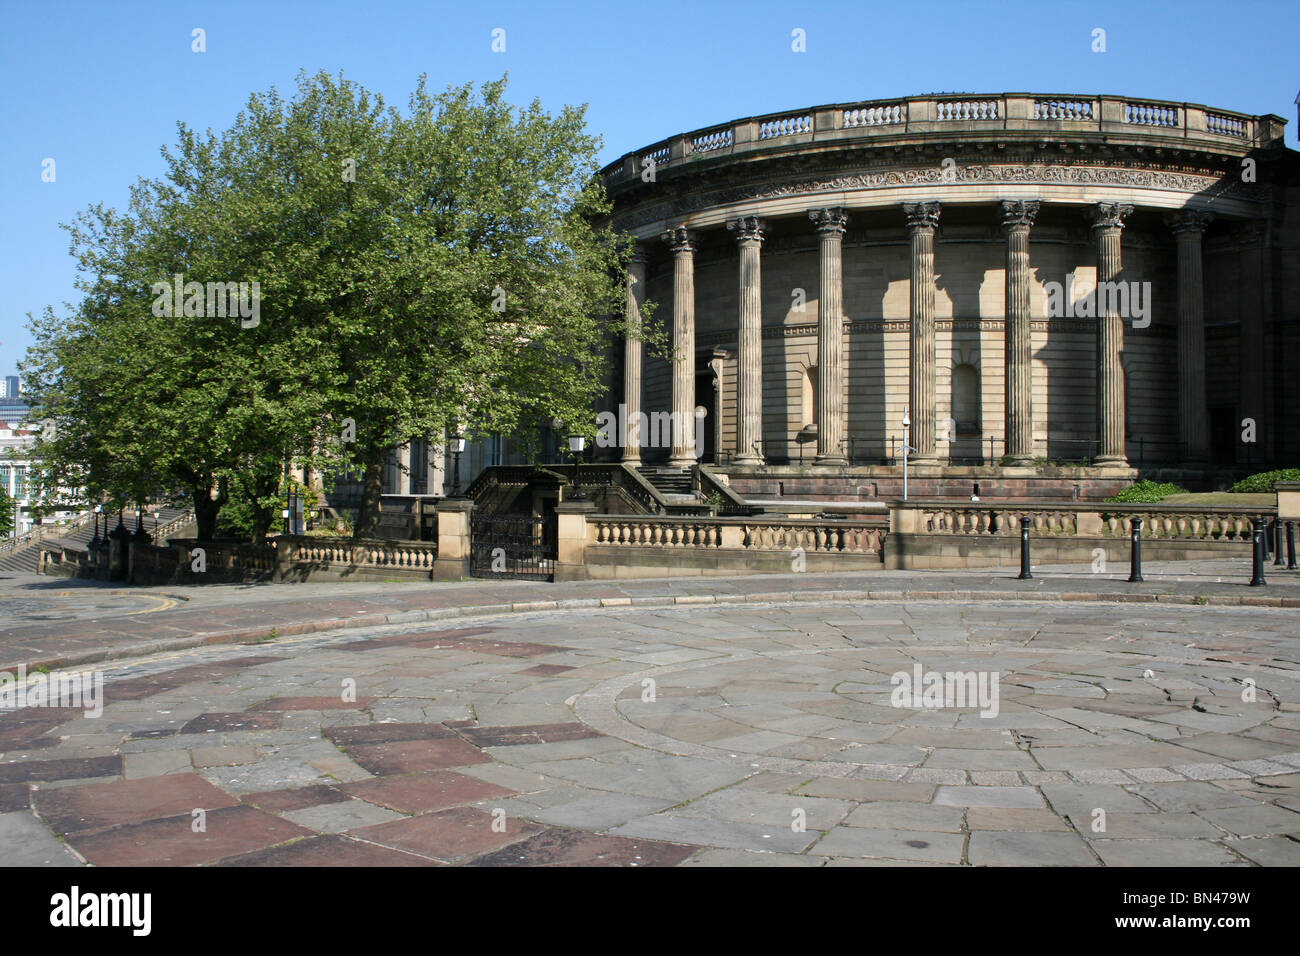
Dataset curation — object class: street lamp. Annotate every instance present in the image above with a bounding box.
[88,504,103,550]
[449,435,467,497]
[568,435,586,500]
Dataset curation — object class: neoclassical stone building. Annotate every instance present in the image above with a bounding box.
[599,93,1299,500]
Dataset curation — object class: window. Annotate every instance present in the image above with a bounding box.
[952,364,981,435]
[0,466,9,495]
[13,467,26,498]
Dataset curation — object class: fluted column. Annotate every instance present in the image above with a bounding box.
[1092,202,1133,467]
[905,202,941,462]
[1002,201,1039,464]
[622,248,647,463]
[427,440,445,497]
[662,227,697,466]
[809,207,849,464]
[397,442,412,495]
[727,216,766,465]
[1168,210,1212,463]
[1236,221,1266,464]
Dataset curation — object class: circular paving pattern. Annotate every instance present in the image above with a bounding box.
[2,598,1298,866]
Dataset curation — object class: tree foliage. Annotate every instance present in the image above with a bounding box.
[21,72,628,539]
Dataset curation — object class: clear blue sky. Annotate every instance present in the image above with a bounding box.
[2,0,1296,375]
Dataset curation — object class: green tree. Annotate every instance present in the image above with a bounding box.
[0,486,13,539]
[21,71,627,541]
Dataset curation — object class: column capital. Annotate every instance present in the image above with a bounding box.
[627,242,648,265]
[1166,209,1213,236]
[808,206,849,235]
[661,226,697,254]
[1000,200,1040,230]
[726,215,766,243]
[904,201,942,232]
[1090,202,1134,232]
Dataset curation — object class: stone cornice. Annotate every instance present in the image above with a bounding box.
[615,161,1261,233]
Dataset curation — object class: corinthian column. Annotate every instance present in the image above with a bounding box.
[622,247,647,463]
[809,207,849,464]
[1236,221,1266,464]
[1002,200,1039,464]
[662,227,697,466]
[1092,202,1133,467]
[727,216,765,465]
[905,201,941,462]
[1167,210,1212,463]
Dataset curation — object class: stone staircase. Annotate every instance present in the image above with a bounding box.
[636,466,699,503]
[0,506,193,575]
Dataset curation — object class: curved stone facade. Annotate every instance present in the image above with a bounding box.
[601,93,1298,488]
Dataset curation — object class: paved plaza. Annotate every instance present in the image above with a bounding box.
[1,562,1299,866]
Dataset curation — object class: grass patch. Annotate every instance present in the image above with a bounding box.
[1160,492,1274,506]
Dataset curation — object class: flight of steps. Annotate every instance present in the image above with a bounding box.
[0,506,192,575]
[635,466,699,504]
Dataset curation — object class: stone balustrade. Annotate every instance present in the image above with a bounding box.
[606,93,1280,185]
[886,500,1275,570]
[588,515,886,554]
[898,501,1271,541]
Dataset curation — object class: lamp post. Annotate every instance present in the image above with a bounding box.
[568,435,586,500]
[88,504,103,550]
[450,436,467,497]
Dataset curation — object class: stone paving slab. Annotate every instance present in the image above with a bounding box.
[2,585,1300,866]
[2,559,1298,672]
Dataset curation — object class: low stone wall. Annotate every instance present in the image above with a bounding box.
[884,500,1272,570]
[577,514,886,579]
[122,536,441,584]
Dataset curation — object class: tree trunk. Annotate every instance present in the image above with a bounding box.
[352,451,385,539]
[193,487,221,541]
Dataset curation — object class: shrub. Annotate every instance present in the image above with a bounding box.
[1105,480,1188,503]
[1228,469,1300,494]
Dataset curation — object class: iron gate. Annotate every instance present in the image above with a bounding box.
[469,512,557,580]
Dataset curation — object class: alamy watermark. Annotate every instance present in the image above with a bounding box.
[890,663,1000,718]
[1,666,103,717]
[151,274,261,328]
[596,404,707,458]
[1044,276,1150,328]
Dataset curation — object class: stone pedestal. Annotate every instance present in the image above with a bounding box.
[810,207,849,464]
[432,498,474,580]
[553,500,595,582]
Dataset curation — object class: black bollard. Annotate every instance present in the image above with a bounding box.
[1288,520,1297,571]
[1128,516,1144,583]
[1250,517,1267,587]
[1275,518,1286,566]
[1018,516,1033,580]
